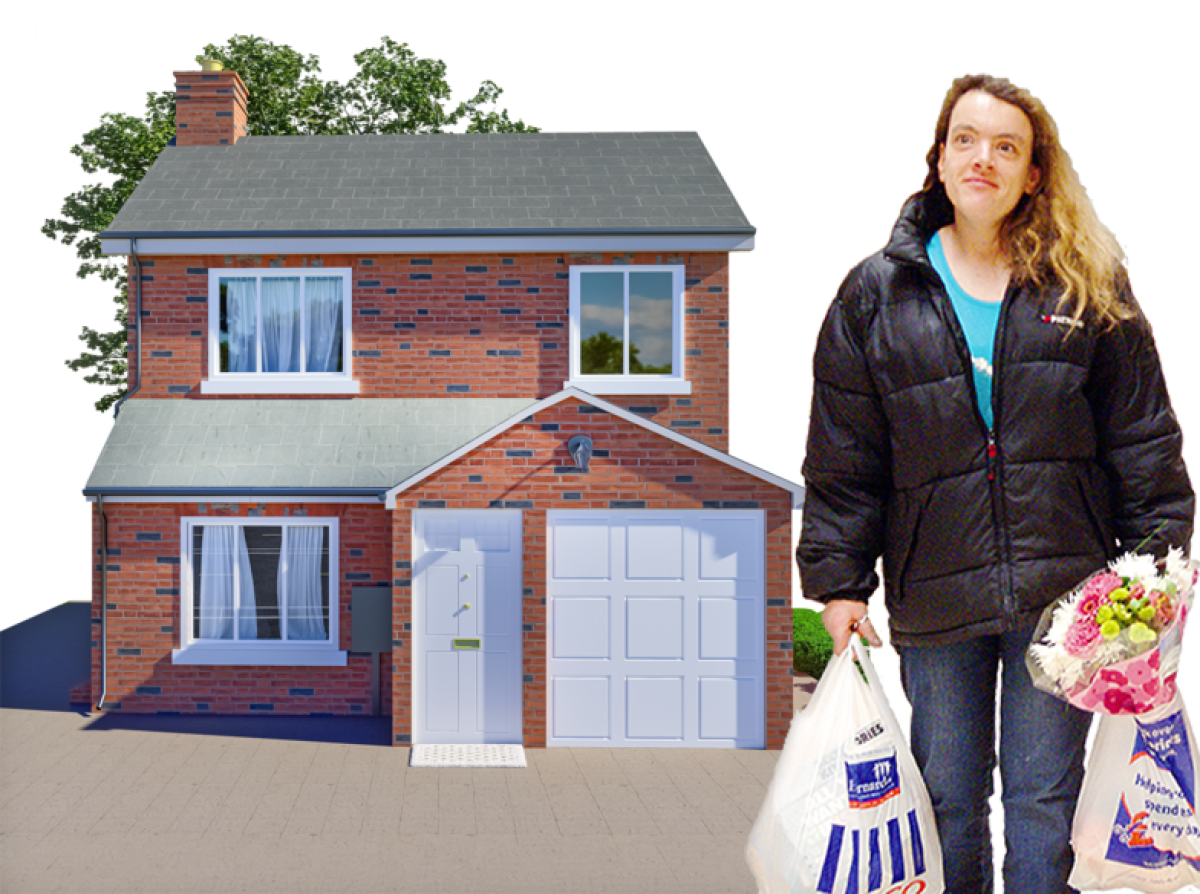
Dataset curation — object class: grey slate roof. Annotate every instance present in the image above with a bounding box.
[85,399,538,492]
[102,133,753,236]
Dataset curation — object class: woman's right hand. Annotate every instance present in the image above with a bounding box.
[822,599,884,654]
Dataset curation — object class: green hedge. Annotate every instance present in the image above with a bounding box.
[793,607,835,679]
[792,600,888,676]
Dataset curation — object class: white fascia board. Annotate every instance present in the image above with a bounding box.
[384,386,804,509]
[100,234,754,257]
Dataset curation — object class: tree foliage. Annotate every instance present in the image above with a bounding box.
[580,333,672,376]
[45,35,537,411]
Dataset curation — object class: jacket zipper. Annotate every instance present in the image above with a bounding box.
[988,286,1018,629]
[923,269,1019,628]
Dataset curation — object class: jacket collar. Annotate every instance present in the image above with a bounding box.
[883,189,955,270]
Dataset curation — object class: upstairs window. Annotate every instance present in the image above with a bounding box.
[203,269,357,394]
[567,265,688,395]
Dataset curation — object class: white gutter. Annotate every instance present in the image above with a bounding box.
[100,233,755,256]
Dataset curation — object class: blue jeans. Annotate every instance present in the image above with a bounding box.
[898,624,1092,894]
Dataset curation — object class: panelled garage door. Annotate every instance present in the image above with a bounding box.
[546,510,765,748]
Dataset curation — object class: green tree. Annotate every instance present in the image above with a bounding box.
[629,344,671,376]
[580,333,673,376]
[45,35,538,412]
[580,332,624,375]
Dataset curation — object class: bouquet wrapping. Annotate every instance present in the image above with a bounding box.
[1027,548,1196,716]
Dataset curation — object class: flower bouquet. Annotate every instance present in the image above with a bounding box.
[1027,547,1196,715]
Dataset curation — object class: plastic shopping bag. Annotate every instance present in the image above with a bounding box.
[1069,692,1200,892]
[746,637,944,894]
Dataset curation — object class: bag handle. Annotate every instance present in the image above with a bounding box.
[849,635,908,736]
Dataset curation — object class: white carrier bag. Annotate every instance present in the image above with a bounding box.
[747,637,944,894]
[1069,692,1200,892]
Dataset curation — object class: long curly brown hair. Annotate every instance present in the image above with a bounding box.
[922,74,1131,325]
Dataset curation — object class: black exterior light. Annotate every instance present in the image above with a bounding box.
[567,435,594,472]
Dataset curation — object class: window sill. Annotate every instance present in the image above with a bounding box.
[201,378,360,395]
[564,378,692,396]
[172,644,348,666]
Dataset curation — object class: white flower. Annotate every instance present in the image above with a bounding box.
[1164,547,1196,595]
[1143,576,1171,596]
[1110,552,1157,582]
[1043,589,1081,647]
[1029,642,1090,691]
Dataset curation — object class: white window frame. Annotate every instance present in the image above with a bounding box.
[565,265,690,395]
[172,516,347,666]
[201,268,358,394]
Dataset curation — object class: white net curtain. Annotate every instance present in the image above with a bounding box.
[220,275,343,373]
[194,524,328,641]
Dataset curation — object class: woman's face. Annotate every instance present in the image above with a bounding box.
[937,90,1041,231]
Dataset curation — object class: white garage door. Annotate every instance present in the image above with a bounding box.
[547,510,765,748]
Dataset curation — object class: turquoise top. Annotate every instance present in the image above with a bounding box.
[927,232,1002,430]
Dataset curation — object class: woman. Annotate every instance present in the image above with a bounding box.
[797,74,1194,893]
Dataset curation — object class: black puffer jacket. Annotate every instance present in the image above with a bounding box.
[797,192,1194,647]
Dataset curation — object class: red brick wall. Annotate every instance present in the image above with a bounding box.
[125,251,731,450]
[389,396,793,749]
[173,70,248,147]
[89,501,392,715]
[87,402,794,747]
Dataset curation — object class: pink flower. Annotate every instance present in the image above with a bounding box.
[1153,598,1175,630]
[1063,617,1101,657]
[1148,650,1161,670]
[1076,593,1102,618]
[1144,678,1160,697]
[1080,572,1122,613]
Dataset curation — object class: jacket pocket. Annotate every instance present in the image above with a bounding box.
[1075,465,1116,560]
[884,488,928,594]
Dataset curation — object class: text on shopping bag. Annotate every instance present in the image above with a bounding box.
[846,752,901,809]
[1104,708,1200,871]
[1131,710,1196,808]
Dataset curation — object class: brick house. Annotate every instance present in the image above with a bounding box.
[82,67,803,749]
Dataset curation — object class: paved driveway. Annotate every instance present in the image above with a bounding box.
[0,706,794,893]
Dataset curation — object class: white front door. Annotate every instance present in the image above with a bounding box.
[413,510,523,745]
[547,510,765,748]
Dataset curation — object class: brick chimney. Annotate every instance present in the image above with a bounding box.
[173,69,249,146]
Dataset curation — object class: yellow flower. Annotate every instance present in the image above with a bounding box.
[1128,623,1157,644]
